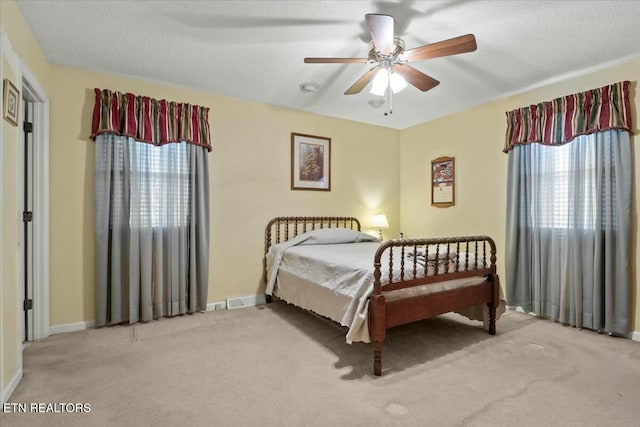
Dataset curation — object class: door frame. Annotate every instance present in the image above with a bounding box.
[21,92,34,342]
[20,65,50,342]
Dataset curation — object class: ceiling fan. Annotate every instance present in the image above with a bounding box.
[304,14,477,115]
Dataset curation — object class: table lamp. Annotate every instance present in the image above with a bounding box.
[371,213,389,241]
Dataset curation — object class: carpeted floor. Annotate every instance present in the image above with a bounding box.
[2,301,640,426]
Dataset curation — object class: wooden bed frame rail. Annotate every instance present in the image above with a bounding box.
[263,217,500,376]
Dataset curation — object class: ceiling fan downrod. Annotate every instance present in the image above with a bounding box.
[385,71,392,116]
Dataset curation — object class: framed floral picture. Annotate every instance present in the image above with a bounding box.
[291,132,331,191]
[3,79,19,127]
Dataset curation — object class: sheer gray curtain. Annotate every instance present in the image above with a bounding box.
[506,130,631,335]
[95,133,209,326]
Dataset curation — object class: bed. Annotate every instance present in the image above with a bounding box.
[264,216,504,376]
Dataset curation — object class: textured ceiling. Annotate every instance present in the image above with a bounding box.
[16,0,640,129]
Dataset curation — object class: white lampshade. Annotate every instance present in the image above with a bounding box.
[371,213,389,229]
[370,69,408,96]
[389,71,407,93]
[370,69,388,96]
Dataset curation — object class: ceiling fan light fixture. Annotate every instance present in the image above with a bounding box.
[370,68,407,96]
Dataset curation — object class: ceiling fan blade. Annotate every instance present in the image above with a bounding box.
[304,57,369,64]
[344,67,380,95]
[394,64,440,92]
[365,14,395,55]
[401,34,477,62]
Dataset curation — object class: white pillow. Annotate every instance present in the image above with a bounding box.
[298,228,379,245]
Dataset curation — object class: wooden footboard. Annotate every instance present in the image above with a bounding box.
[369,236,499,376]
[263,217,500,376]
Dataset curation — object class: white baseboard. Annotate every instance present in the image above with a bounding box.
[49,321,95,335]
[1,368,22,404]
[226,294,266,310]
[507,306,536,315]
[206,301,227,311]
[508,307,640,341]
[49,297,266,334]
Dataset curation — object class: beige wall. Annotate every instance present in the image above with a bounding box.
[1,62,20,396]
[48,66,401,325]
[1,0,50,399]
[400,57,640,332]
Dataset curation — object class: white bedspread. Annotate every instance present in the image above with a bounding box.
[265,228,504,343]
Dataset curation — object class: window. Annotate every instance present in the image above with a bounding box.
[529,136,598,230]
[505,82,632,334]
[129,140,190,228]
[104,137,191,229]
[92,89,211,326]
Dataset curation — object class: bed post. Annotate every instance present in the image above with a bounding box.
[370,257,386,376]
[488,273,500,335]
[370,295,385,376]
[487,240,499,335]
[264,218,276,304]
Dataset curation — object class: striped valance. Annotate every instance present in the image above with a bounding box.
[90,88,212,152]
[503,81,632,153]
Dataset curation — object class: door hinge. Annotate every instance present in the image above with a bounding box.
[23,211,33,222]
[23,121,33,133]
[24,299,33,311]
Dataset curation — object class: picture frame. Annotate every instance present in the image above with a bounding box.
[431,156,455,208]
[291,132,331,191]
[3,78,19,127]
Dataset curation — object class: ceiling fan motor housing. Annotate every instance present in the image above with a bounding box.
[367,37,406,65]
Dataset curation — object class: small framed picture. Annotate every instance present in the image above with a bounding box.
[3,79,19,127]
[431,156,455,208]
[291,132,331,191]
